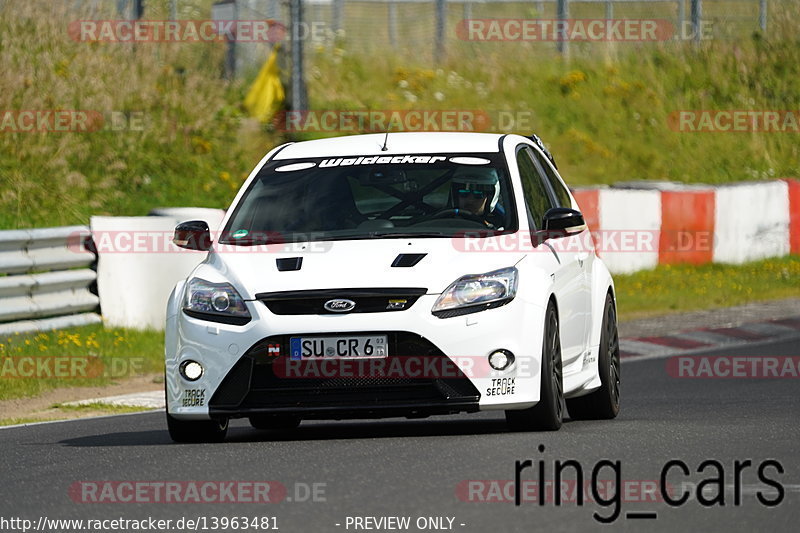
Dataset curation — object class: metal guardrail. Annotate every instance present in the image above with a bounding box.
[0,226,101,335]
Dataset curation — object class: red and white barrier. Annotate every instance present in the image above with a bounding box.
[573,179,799,274]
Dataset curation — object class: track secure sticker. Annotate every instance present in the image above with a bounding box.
[182,388,206,407]
[486,377,515,396]
[231,229,249,239]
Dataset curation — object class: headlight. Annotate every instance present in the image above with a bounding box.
[182,278,251,325]
[432,267,518,318]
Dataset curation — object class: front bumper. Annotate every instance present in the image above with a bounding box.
[208,332,481,419]
[166,294,545,421]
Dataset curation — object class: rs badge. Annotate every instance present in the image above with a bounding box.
[386,299,408,310]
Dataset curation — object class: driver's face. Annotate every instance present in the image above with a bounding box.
[457,194,487,215]
[454,184,489,215]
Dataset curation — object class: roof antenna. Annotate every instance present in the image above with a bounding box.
[381,127,390,151]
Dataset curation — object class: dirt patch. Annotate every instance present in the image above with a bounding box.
[0,374,162,424]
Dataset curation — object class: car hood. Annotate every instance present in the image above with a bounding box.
[196,237,525,300]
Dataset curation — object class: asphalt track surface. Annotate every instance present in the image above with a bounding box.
[1,338,798,533]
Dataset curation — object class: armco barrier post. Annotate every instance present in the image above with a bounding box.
[690,0,703,44]
[289,0,308,112]
[557,0,569,55]
[435,0,446,63]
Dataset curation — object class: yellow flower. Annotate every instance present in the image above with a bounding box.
[191,137,212,154]
[559,70,586,93]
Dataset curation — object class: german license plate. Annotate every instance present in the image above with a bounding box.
[289,335,388,360]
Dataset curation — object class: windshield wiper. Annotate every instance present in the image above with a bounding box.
[368,231,446,238]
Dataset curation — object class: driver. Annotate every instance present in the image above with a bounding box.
[451,167,503,228]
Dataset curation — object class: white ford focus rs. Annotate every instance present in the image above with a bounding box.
[165,132,620,442]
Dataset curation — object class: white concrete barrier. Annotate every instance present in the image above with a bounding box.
[597,188,662,274]
[713,181,790,264]
[92,209,225,330]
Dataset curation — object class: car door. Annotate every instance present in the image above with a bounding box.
[530,147,593,358]
[515,145,586,366]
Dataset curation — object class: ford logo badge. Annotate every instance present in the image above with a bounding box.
[323,299,356,313]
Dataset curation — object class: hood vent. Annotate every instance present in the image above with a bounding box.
[276,257,303,272]
[391,253,427,268]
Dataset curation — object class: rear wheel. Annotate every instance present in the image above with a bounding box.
[248,415,302,431]
[166,413,229,443]
[506,301,564,431]
[566,292,620,420]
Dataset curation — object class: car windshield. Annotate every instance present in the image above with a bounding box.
[219,153,517,244]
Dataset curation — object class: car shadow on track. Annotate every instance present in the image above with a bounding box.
[228,417,513,443]
[58,414,569,447]
[59,429,174,447]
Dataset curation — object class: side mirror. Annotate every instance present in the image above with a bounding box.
[541,207,586,239]
[173,220,212,251]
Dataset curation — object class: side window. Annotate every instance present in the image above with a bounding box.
[516,147,554,229]
[533,151,572,208]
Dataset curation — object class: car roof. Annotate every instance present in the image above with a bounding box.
[273,132,507,160]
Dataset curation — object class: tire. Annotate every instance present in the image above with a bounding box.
[566,292,620,420]
[166,412,229,443]
[506,301,564,431]
[248,415,302,431]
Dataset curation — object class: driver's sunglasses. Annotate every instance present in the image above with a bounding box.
[456,188,487,199]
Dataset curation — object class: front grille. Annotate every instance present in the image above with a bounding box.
[209,332,480,416]
[256,288,427,315]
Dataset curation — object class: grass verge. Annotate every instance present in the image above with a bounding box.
[614,255,800,319]
[0,324,163,401]
[0,417,60,427]
[51,402,156,414]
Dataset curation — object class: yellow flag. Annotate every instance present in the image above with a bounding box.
[244,45,285,123]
